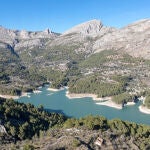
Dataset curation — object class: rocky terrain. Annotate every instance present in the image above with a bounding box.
[0,19,150,149]
[0,98,149,150]
[0,19,149,58]
[2,128,147,150]
[0,19,149,65]
[0,19,150,105]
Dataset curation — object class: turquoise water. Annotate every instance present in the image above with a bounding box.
[17,86,150,125]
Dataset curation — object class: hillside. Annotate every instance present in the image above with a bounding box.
[0,19,150,110]
[0,98,150,150]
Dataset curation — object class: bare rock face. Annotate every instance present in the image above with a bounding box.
[63,19,103,36]
[0,42,7,48]
[0,125,7,134]
[93,19,150,59]
[0,26,58,48]
[122,19,150,32]
[0,19,150,59]
[47,20,115,52]
[0,26,17,45]
[15,39,43,50]
[45,19,150,59]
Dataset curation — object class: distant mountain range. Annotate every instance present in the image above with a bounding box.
[0,19,150,99]
[1,19,150,150]
[0,19,150,58]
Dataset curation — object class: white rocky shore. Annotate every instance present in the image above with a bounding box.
[125,102,136,106]
[138,96,150,114]
[47,87,64,92]
[139,106,150,114]
[96,100,122,109]
[66,91,123,109]
[0,92,28,99]
[33,90,42,94]
[66,91,111,101]
[66,91,140,109]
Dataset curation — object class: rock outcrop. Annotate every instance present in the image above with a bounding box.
[93,19,150,58]
[0,125,7,134]
[63,19,103,36]
[0,19,150,59]
[61,19,150,59]
[0,26,58,49]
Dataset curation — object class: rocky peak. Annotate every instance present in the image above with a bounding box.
[43,28,51,34]
[63,19,103,36]
[19,30,30,39]
[0,25,59,48]
[121,19,150,32]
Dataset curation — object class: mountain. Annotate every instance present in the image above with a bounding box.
[0,26,58,42]
[63,19,103,36]
[0,26,59,51]
[93,19,150,59]
[0,19,150,110]
[43,19,150,61]
[0,19,150,149]
[1,19,149,59]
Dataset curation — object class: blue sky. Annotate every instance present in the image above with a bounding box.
[0,0,149,33]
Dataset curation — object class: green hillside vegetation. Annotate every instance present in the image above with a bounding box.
[0,97,66,141]
[0,99,150,149]
[112,92,134,104]
[44,44,85,62]
[68,74,130,98]
[80,50,143,69]
[144,95,150,108]
[63,116,150,149]
[0,45,47,95]
[64,115,150,138]
[42,61,81,89]
[80,50,116,68]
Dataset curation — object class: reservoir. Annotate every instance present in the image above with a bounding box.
[17,86,150,125]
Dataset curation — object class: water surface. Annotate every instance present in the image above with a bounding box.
[17,86,150,125]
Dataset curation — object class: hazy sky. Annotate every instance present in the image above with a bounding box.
[0,0,149,33]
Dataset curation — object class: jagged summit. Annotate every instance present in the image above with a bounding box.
[63,19,103,35]
[0,18,150,58]
[0,26,58,46]
[43,28,51,34]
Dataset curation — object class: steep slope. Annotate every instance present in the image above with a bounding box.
[0,26,58,43]
[0,19,150,97]
[51,19,149,59]
[0,103,149,150]
[93,19,150,58]
[0,26,59,53]
[63,19,103,36]
[0,26,60,95]
[0,41,46,95]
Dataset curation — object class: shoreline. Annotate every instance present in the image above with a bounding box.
[47,87,64,92]
[0,92,28,100]
[66,91,123,109]
[139,105,150,114]
[96,100,122,109]
[66,91,122,109]
[66,91,111,101]
[138,96,150,114]
[125,102,136,106]
[0,94,20,99]
[33,90,42,94]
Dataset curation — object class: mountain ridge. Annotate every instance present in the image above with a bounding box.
[0,18,150,99]
[0,18,149,59]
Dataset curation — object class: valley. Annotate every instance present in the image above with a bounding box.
[0,17,150,149]
[1,19,150,110]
